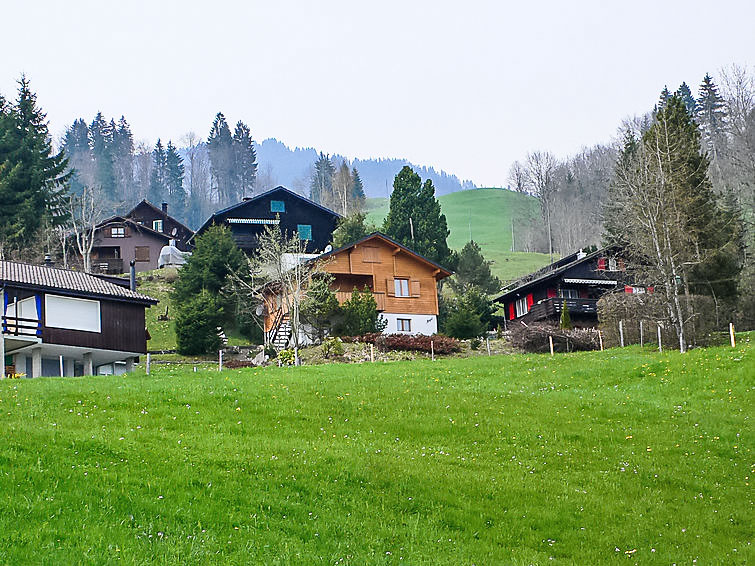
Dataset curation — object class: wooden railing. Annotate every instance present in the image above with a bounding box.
[528,297,598,321]
[2,315,42,337]
[335,291,386,311]
[93,258,124,274]
[266,308,285,346]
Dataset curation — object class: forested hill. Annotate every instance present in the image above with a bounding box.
[255,138,476,198]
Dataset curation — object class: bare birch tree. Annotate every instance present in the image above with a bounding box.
[524,151,558,262]
[70,185,104,272]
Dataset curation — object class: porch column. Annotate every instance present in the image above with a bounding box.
[124,357,134,373]
[31,347,42,378]
[64,358,75,377]
[83,352,93,376]
[13,354,27,378]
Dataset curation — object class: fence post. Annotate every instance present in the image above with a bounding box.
[431,340,435,361]
[486,337,491,356]
[640,320,644,347]
[598,330,604,351]
[549,335,554,356]
[619,320,625,348]
[59,355,64,377]
[729,322,736,348]
[146,353,151,375]
[657,324,662,353]
[219,350,223,371]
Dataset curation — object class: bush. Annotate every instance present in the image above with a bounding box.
[342,333,460,355]
[442,287,492,339]
[175,291,225,355]
[508,322,600,353]
[278,349,296,366]
[337,287,388,336]
[321,337,344,358]
[470,338,481,350]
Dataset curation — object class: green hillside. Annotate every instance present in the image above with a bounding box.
[366,188,552,281]
[0,341,751,564]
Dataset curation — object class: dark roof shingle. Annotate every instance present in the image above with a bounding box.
[0,261,157,304]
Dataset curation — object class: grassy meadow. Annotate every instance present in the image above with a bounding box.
[366,188,553,282]
[0,339,752,564]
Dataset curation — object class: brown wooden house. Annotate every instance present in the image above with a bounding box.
[263,232,452,347]
[1,260,157,378]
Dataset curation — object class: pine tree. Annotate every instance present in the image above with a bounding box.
[450,240,501,294]
[696,74,727,158]
[89,111,116,202]
[232,121,257,198]
[165,141,186,222]
[351,167,366,210]
[383,165,454,267]
[207,112,235,206]
[62,118,91,195]
[0,77,70,247]
[112,116,134,203]
[148,139,167,205]
[676,82,696,116]
[309,152,335,205]
[656,86,672,111]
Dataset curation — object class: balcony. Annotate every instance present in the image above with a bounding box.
[93,258,124,274]
[528,297,598,321]
[335,291,386,311]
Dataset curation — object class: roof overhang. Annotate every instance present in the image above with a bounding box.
[563,278,617,285]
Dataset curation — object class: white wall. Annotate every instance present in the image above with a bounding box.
[381,313,438,335]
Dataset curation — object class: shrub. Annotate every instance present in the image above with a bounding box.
[175,291,225,355]
[470,337,482,350]
[264,344,277,359]
[508,322,600,353]
[337,287,388,336]
[442,287,492,339]
[301,273,340,342]
[342,333,460,355]
[321,337,344,358]
[559,300,572,330]
[278,349,296,366]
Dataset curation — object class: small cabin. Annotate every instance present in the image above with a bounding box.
[1,261,157,377]
[192,186,340,254]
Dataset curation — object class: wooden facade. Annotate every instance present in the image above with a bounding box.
[126,200,194,251]
[193,186,340,254]
[91,217,170,273]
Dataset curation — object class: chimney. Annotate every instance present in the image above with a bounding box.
[161,202,168,214]
[44,254,55,268]
[242,196,252,201]
[129,260,136,291]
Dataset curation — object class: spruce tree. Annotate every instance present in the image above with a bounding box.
[148,139,167,205]
[232,121,257,198]
[351,167,366,210]
[89,111,116,202]
[165,141,186,222]
[0,77,70,247]
[112,116,134,203]
[451,240,501,294]
[696,74,727,158]
[207,112,235,206]
[309,152,335,205]
[62,118,91,195]
[383,165,454,267]
[676,82,696,116]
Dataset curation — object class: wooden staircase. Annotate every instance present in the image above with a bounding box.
[266,309,292,350]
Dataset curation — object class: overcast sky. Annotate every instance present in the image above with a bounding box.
[2,0,753,187]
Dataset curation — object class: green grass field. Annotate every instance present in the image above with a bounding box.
[0,339,751,564]
[366,188,553,282]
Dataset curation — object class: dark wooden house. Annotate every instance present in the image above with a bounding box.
[126,200,193,251]
[1,260,157,378]
[192,186,341,254]
[493,247,636,326]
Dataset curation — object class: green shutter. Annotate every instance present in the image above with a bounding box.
[270,200,285,213]
[297,224,312,240]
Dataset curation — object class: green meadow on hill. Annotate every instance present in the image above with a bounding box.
[0,339,751,564]
[366,188,553,281]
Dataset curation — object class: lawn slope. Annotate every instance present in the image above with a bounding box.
[367,188,552,281]
[0,340,751,564]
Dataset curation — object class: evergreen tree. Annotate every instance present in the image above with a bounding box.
[62,118,91,195]
[207,112,235,206]
[112,116,134,202]
[309,152,335,205]
[232,120,257,198]
[332,212,375,248]
[165,141,186,222]
[337,286,387,336]
[696,74,727,158]
[351,167,366,209]
[0,77,70,247]
[383,165,454,267]
[450,240,501,294]
[89,111,116,202]
[559,301,572,330]
[676,82,696,116]
[656,86,672,111]
[300,273,340,342]
[148,139,167,205]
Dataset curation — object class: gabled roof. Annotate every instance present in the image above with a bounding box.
[95,216,171,242]
[318,232,453,279]
[0,261,158,304]
[493,246,619,303]
[192,186,341,240]
[127,200,194,236]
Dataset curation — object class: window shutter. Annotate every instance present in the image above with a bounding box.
[410,280,421,297]
[386,278,395,296]
[624,285,633,294]
[546,288,556,298]
[526,293,534,310]
[509,303,515,320]
[597,257,606,270]
[124,225,130,237]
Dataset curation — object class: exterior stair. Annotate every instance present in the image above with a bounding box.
[272,317,292,350]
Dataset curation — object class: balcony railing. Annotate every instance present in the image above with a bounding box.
[335,291,386,311]
[93,258,124,274]
[2,315,42,337]
[528,297,598,321]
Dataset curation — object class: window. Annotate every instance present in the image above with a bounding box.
[45,294,101,333]
[153,220,164,233]
[560,288,580,299]
[394,278,410,297]
[134,246,150,262]
[362,246,381,263]
[515,296,528,317]
[110,226,125,238]
[297,224,312,240]
[397,318,411,332]
[270,200,285,213]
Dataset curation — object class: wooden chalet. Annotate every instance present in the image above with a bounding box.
[192,186,341,254]
[263,232,452,348]
[493,247,633,326]
[90,200,194,274]
[1,260,157,378]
